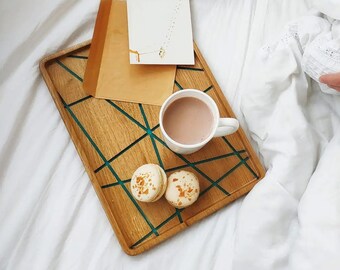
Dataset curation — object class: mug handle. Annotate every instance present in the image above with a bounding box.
[213,118,239,137]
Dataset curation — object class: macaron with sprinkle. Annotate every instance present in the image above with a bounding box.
[165,170,200,208]
[131,164,167,202]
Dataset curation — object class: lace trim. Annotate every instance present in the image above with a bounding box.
[261,23,300,54]
[262,22,340,64]
[312,35,340,62]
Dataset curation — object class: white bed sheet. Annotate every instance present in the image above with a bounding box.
[1,0,328,269]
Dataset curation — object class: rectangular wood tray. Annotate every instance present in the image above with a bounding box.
[40,40,265,255]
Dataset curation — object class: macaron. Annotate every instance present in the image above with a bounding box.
[131,164,167,202]
[165,171,200,209]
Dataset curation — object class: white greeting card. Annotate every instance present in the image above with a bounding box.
[127,0,194,65]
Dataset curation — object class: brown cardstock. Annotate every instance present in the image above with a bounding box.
[83,0,177,106]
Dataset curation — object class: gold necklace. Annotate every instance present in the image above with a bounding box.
[129,0,184,62]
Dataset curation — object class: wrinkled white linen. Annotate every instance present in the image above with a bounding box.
[311,0,340,20]
[236,1,340,269]
[2,0,339,269]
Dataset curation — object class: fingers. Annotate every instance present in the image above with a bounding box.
[319,72,340,86]
[319,73,340,91]
[325,85,340,91]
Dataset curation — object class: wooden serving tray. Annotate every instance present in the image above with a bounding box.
[40,40,265,255]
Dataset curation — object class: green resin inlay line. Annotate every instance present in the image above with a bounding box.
[97,123,159,177]
[174,80,184,90]
[199,157,250,197]
[101,179,131,189]
[222,137,258,179]
[94,132,149,173]
[131,209,184,248]
[175,208,183,223]
[105,159,158,236]
[67,55,89,59]
[66,95,92,107]
[215,157,250,183]
[106,100,147,131]
[131,231,154,248]
[60,94,158,236]
[152,134,231,196]
[177,66,204,71]
[95,125,159,173]
[164,150,246,173]
[204,85,213,93]
[139,104,164,169]
[56,60,83,82]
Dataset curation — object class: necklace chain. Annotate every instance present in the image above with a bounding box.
[130,0,184,62]
[159,0,183,58]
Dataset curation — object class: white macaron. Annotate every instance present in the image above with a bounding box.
[165,170,200,209]
[131,164,167,202]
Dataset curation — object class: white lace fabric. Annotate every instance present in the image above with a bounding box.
[261,12,340,95]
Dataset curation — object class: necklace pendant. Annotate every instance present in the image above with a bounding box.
[159,47,166,58]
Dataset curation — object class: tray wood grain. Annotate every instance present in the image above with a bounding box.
[40,40,265,255]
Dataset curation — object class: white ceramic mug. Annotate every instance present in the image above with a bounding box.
[159,89,239,154]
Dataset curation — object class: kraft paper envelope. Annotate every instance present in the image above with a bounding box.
[83,0,176,106]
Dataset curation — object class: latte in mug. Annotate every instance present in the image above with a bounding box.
[159,89,239,154]
[163,97,213,145]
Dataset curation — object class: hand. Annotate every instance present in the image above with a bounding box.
[319,72,340,91]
